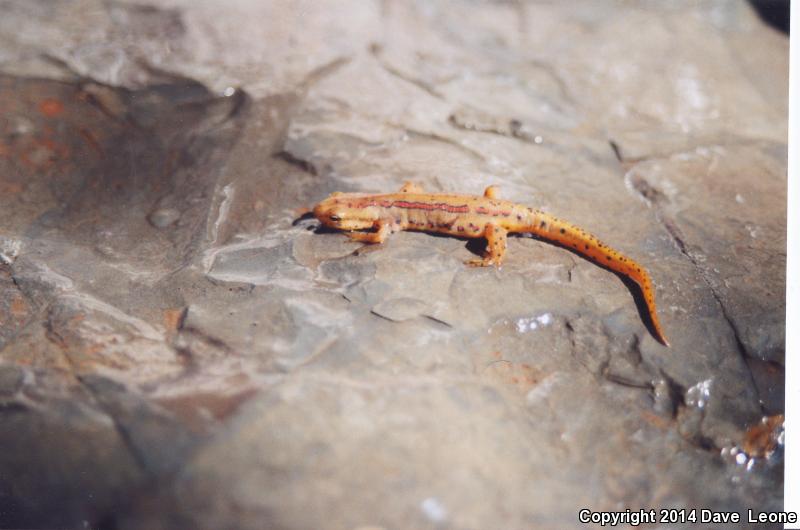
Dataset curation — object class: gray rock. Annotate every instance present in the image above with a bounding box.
[0,1,786,529]
[0,369,145,527]
[148,207,182,229]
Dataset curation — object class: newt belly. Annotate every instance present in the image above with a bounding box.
[313,181,669,346]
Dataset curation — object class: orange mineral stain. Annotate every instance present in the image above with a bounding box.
[0,182,24,195]
[743,414,784,457]
[79,128,104,157]
[163,308,186,331]
[10,295,28,318]
[38,99,65,117]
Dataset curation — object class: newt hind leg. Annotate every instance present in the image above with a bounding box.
[466,223,507,267]
[483,185,500,199]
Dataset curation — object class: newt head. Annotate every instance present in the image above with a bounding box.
[313,192,377,231]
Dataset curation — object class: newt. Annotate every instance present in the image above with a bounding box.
[313,182,669,346]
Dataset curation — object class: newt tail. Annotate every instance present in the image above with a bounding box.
[313,182,669,346]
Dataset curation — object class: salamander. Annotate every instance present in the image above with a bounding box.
[313,181,669,346]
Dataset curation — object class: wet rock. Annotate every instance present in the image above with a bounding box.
[0,371,145,528]
[745,356,785,414]
[622,143,787,364]
[80,374,202,475]
[651,377,680,417]
[0,364,24,396]
[0,1,786,529]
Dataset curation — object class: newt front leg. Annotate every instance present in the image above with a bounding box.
[345,219,393,243]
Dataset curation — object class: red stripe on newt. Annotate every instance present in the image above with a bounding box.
[360,200,470,214]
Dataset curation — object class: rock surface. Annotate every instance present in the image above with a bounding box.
[0,1,787,529]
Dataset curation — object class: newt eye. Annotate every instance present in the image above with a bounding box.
[329,214,342,222]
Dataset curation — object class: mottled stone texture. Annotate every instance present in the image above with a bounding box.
[0,1,787,529]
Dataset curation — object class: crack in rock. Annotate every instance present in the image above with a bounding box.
[448,107,544,145]
[274,150,318,176]
[369,43,444,100]
[79,374,202,477]
[625,172,766,418]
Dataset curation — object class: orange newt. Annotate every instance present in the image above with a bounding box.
[313,182,669,346]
